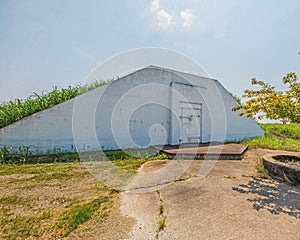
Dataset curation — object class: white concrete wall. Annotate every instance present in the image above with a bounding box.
[174,70,264,141]
[78,67,192,150]
[0,66,264,153]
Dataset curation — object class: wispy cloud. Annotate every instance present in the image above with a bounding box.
[180,9,193,28]
[150,0,160,13]
[148,0,194,30]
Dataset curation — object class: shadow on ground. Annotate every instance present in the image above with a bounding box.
[232,178,300,219]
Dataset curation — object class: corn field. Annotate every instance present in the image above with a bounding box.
[0,81,109,129]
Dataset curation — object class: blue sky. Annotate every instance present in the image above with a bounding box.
[0,0,299,102]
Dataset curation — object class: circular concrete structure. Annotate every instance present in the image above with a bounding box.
[263,152,300,185]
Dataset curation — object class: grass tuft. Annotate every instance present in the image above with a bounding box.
[159,204,165,215]
[257,157,268,175]
[224,175,236,179]
[157,215,167,231]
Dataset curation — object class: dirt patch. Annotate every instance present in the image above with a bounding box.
[140,160,171,173]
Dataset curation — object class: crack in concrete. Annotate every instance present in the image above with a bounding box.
[155,190,167,239]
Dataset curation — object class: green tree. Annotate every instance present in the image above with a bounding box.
[232,69,300,124]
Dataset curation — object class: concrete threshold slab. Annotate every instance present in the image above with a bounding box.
[159,143,248,160]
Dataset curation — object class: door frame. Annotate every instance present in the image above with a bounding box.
[169,81,204,145]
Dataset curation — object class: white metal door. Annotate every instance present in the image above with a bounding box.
[180,102,202,143]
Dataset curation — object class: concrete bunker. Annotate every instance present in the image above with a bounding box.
[0,66,264,153]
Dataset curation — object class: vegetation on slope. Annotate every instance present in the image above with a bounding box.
[242,123,300,151]
[0,81,110,129]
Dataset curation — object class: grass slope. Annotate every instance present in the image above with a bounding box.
[242,123,300,152]
[0,81,109,129]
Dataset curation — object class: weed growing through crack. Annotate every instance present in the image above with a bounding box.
[257,157,268,175]
[156,190,167,239]
[159,204,165,215]
[224,175,236,179]
[157,215,167,231]
[176,172,192,182]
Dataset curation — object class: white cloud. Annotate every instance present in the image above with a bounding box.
[148,0,194,31]
[150,0,160,13]
[180,10,193,28]
[157,9,173,29]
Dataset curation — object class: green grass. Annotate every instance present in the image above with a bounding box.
[262,123,300,140]
[0,146,80,165]
[159,204,165,215]
[112,152,167,173]
[157,215,166,231]
[0,162,79,176]
[241,123,300,151]
[0,194,22,205]
[58,195,110,236]
[0,209,53,239]
[112,158,149,173]
[0,147,167,166]
[223,175,236,179]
